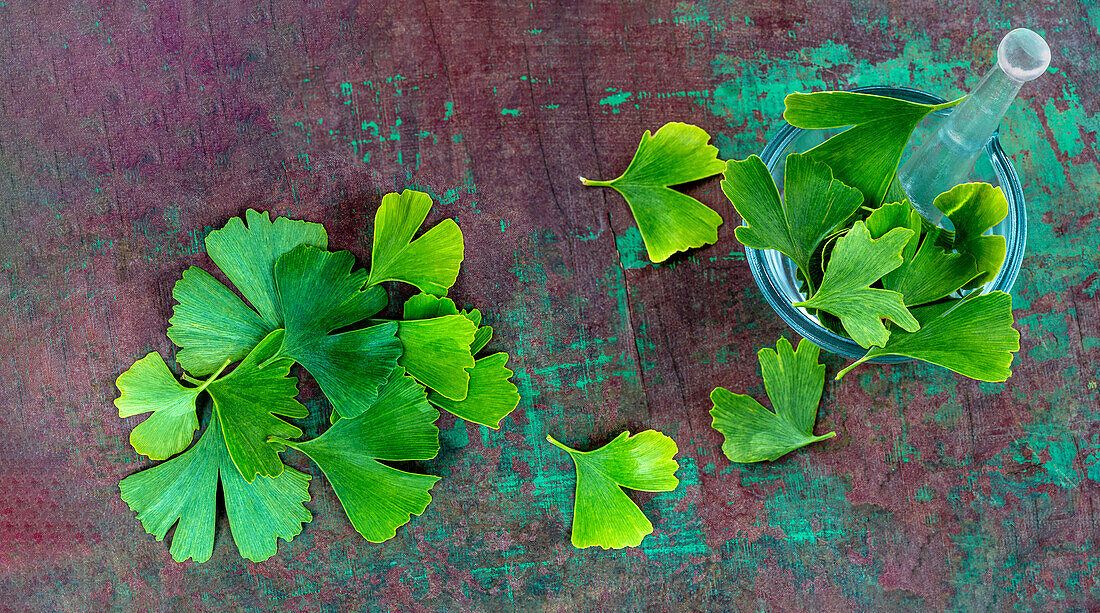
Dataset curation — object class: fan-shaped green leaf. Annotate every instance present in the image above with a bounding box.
[836,291,1020,382]
[367,190,464,295]
[547,430,679,549]
[794,221,919,347]
[397,315,476,401]
[429,352,519,428]
[279,370,440,543]
[723,153,863,290]
[581,122,725,263]
[784,91,961,206]
[269,245,401,418]
[114,352,225,461]
[932,183,1008,287]
[710,338,835,463]
[207,329,308,481]
[119,413,311,563]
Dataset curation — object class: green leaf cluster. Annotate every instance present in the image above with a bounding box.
[116,190,520,563]
[724,91,1020,382]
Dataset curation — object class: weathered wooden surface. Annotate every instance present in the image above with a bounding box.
[1,1,1098,610]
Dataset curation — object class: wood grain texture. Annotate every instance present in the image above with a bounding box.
[1,0,1098,610]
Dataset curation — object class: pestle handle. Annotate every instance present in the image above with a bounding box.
[998,28,1051,82]
[899,28,1050,225]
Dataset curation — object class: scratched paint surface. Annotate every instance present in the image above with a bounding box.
[1,1,1098,610]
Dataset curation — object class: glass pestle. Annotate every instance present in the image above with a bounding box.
[898,28,1051,226]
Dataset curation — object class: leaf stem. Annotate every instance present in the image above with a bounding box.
[269,435,300,449]
[931,95,967,111]
[834,357,870,380]
[792,264,816,302]
[545,434,575,453]
[579,176,613,187]
[183,358,232,389]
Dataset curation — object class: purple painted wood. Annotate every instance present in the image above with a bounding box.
[1,0,1098,609]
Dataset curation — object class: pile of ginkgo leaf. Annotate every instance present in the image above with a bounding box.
[116,190,520,563]
[582,89,1021,466]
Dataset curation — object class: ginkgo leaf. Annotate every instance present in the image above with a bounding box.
[367,190,464,296]
[793,221,919,348]
[882,228,978,306]
[397,315,476,401]
[865,201,922,257]
[932,183,1008,287]
[115,352,227,461]
[784,91,962,206]
[402,292,493,355]
[204,209,329,327]
[403,293,461,319]
[581,122,726,263]
[429,353,520,428]
[166,267,274,376]
[278,370,441,543]
[206,329,308,481]
[723,153,863,291]
[268,245,402,418]
[865,202,978,305]
[120,412,311,563]
[547,430,679,549]
[709,338,835,463]
[401,295,515,426]
[836,291,1020,382]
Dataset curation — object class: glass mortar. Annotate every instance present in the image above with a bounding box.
[747,85,1027,360]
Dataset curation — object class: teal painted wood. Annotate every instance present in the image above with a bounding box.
[1,0,1097,610]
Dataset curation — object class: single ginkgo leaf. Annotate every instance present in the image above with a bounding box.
[793,221,919,348]
[166,267,274,376]
[114,352,228,461]
[723,153,863,292]
[403,293,493,355]
[580,122,726,263]
[397,315,476,401]
[835,291,1020,382]
[403,293,460,319]
[784,91,962,206]
[429,353,520,428]
[710,337,835,463]
[932,182,1008,287]
[547,430,679,549]
[367,189,464,296]
[204,209,329,327]
[268,245,402,418]
[865,201,922,257]
[205,329,308,482]
[277,370,441,543]
[882,228,978,306]
[119,411,312,563]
